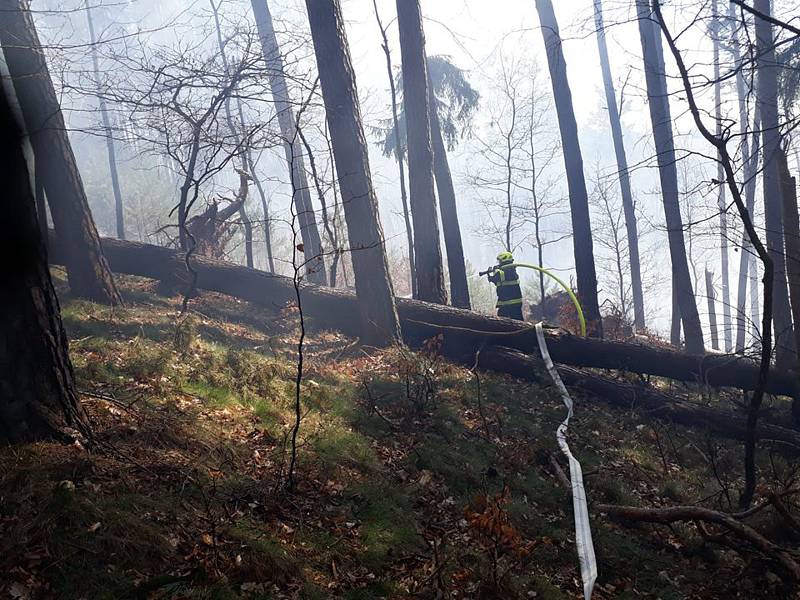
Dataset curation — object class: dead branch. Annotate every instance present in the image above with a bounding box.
[597,503,800,581]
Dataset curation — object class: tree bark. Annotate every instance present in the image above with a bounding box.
[0,83,88,444]
[428,69,470,309]
[474,346,800,447]
[733,37,759,354]
[635,0,703,353]
[0,0,122,305]
[373,0,416,298]
[396,0,448,305]
[671,280,682,346]
[778,149,800,370]
[51,233,800,401]
[755,0,796,368]
[593,0,645,331]
[706,269,720,350]
[250,0,327,283]
[304,0,401,345]
[211,0,254,269]
[712,0,732,351]
[85,0,125,241]
[535,0,603,337]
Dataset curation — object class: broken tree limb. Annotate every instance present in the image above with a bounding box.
[47,234,798,401]
[596,503,800,582]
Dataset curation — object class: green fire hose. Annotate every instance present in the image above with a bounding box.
[482,262,587,337]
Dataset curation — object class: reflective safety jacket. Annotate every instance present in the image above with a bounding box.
[488,264,522,308]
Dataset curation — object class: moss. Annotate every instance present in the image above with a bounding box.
[227,522,301,587]
[345,481,423,570]
[660,478,688,502]
[342,580,395,599]
[183,381,240,408]
[312,425,380,476]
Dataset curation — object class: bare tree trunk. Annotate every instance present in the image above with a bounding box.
[636,0,703,353]
[535,0,603,337]
[250,0,327,284]
[671,281,682,346]
[778,149,800,370]
[210,0,254,269]
[593,0,645,331]
[706,269,720,350]
[428,69,470,309]
[85,1,125,240]
[298,127,341,286]
[323,124,344,286]
[0,0,122,305]
[712,0,732,351]
[396,0,447,305]
[35,169,48,241]
[750,253,761,348]
[733,65,759,354]
[304,0,402,345]
[651,0,777,509]
[755,0,796,369]
[234,94,274,272]
[0,83,88,444]
[372,0,416,298]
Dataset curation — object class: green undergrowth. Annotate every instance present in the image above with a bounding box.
[0,273,796,599]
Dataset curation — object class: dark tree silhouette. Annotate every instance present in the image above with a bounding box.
[0,83,88,444]
[754,0,796,368]
[428,63,471,309]
[535,0,603,337]
[372,0,416,297]
[251,0,327,284]
[305,0,402,345]
[635,0,703,353]
[0,0,122,305]
[593,0,646,331]
[85,1,125,241]
[396,0,448,305]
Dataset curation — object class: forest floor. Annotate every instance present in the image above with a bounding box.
[1,271,799,599]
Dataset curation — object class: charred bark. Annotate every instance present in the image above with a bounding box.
[185,170,252,261]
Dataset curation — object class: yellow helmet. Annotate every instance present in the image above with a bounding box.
[496,250,514,264]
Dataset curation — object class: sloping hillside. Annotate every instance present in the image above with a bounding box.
[1,273,796,599]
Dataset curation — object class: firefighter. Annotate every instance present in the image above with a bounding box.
[488,251,524,320]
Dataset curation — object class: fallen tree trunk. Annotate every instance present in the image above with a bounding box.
[469,346,800,447]
[48,234,798,401]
